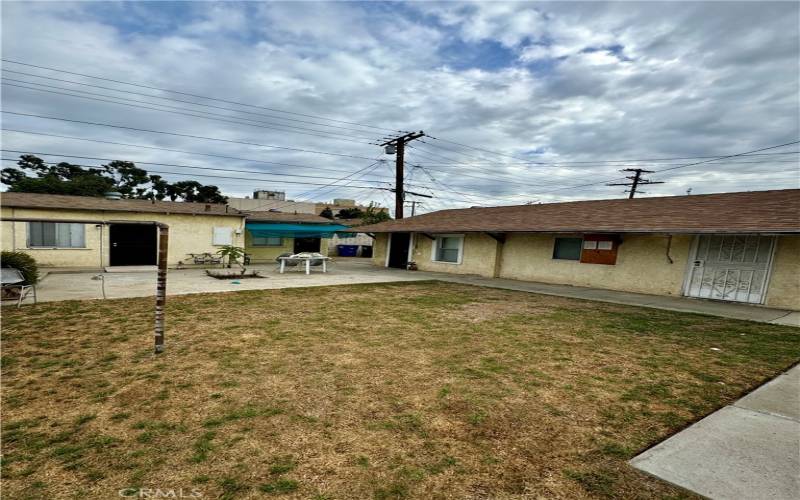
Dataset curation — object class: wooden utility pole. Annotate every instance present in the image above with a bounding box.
[381,131,425,219]
[154,224,169,354]
[607,168,664,198]
[405,200,423,217]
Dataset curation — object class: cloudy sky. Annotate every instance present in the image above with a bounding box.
[1,1,798,215]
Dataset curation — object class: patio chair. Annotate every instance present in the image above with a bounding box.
[188,253,207,265]
[204,252,222,265]
[1,268,36,308]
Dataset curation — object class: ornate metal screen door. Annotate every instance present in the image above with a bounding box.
[685,235,775,304]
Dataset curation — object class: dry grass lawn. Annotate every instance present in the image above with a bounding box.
[2,281,799,499]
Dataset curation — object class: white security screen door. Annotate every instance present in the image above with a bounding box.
[685,235,775,304]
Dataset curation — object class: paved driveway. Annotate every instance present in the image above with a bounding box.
[27,259,429,302]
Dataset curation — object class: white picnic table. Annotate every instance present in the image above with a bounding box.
[278,254,331,275]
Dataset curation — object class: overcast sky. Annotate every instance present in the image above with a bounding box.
[2,1,798,215]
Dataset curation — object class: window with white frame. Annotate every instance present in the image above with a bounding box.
[28,222,85,248]
[433,235,463,263]
[252,236,283,247]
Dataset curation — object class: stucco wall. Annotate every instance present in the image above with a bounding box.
[765,235,800,310]
[372,233,388,266]
[1,207,244,268]
[412,233,500,276]
[498,233,693,296]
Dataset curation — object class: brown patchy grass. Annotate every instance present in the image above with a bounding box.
[2,281,799,499]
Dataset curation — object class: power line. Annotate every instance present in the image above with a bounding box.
[2,69,393,135]
[426,133,800,166]
[0,149,403,187]
[0,110,378,161]
[2,81,380,144]
[1,129,395,180]
[0,157,386,191]
[533,140,800,196]
[2,59,405,133]
[607,168,665,198]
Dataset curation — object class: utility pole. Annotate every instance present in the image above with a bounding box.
[381,131,425,219]
[607,168,664,199]
[405,200,424,217]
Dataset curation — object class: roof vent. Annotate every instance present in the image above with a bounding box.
[104,191,122,200]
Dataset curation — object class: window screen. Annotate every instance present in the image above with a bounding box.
[553,237,582,260]
[252,236,283,247]
[28,222,85,248]
[435,236,461,263]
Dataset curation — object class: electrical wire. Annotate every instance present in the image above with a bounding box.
[0,111,378,160]
[2,59,406,133]
[1,129,396,180]
[2,69,397,136]
[3,81,380,144]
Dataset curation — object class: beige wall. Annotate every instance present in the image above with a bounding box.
[370,231,799,310]
[412,233,501,276]
[243,230,330,263]
[499,233,693,296]
[1,207,244,268]
[372,233,388,266]
[765,235,800,310]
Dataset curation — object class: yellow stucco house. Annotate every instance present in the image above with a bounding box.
[357,189,800,311]
[0,192,353,270]
[1,192,247,269]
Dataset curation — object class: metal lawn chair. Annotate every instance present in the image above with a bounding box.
[1,268,36,307]
[205,252,222,265]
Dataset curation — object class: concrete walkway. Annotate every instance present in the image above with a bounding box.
[12,260,799,327]
[435,274,800,327]
[631,365,800,499]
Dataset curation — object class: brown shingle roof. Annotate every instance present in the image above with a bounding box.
[0,192,244,217]
[245,211,334,223]
[355,189,800,234]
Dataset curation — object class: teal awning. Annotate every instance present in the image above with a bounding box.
[246,222,350,238]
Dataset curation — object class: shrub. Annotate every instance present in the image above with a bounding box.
[1,251,39,284]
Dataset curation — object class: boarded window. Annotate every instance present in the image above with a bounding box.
[580,234,619,265]
[28,222,85,248]
[212,227,233,246]
[553,237,582,260]
[252,236,283,247]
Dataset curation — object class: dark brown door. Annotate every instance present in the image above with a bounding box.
[109,224,157,266]
[293,237,321,253]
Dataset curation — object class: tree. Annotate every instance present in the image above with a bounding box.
[361,202,391,225]
[319,206,334,219]
[336,207,364,219]
[2,154,228,203]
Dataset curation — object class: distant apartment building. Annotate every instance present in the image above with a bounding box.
[227,190,316,214]
[228,190,386,218]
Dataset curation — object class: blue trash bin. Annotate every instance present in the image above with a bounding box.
[337,245,359,257]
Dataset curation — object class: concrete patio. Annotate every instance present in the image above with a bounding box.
[11,258,799,327]
[631,365,800,500]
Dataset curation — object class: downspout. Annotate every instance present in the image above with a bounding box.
[665,235,674,264]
